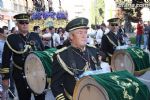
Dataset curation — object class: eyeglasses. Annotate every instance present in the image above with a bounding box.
[18,21,29,24]
[111,24,118,26]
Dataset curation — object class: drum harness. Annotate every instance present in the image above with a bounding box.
[6,33,40,71]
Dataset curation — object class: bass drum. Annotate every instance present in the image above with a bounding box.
[111,49,135,74]
[73,70,150,100]
[24,48,56,94]
[111,47,150,76]
[73,76,109,100]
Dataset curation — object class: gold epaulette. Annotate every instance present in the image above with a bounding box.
[87,44,96,48]
[56,93,65,100]
[55,47,68,54]
[0,68,9,73]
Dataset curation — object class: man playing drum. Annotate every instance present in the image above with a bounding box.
[0,13,45,100]
[51,17,107,100]
[100,18,122,64]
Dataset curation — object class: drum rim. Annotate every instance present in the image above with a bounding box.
[73,76,109,100]
[24,53,46,94]
[111,50,135,74]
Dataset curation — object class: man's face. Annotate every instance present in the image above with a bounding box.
[50,28,55,34]
[70,28,88,47]
[17,20,29,33]
[37,27,41,33]
[109,23,119,32]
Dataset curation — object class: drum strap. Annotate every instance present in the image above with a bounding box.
[67,47,79,80]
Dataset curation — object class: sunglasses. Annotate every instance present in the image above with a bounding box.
[111,24,118,26]
[18,21,29,24]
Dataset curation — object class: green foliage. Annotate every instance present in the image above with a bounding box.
[129,36,144,44]
[129,37,136,44]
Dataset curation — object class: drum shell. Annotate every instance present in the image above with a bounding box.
[111,49,150,76]
[73,76,109,100]
[24,48,56,94]
[73,71,150,100]
[111,49,135,74]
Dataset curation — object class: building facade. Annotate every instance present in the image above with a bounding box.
[0,0,33,29]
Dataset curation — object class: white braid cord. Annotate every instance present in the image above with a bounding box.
[6,39,31,54]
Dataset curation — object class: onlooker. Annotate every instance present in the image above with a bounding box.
[143,23,150,49]
[95,25,104,48]
[57,27,68,49]
[136,20,144,48]
[0,28,5,67]
[0,28,7,99]
[48,26,60,48]
[33,25,41,33]
[11,27,18,34]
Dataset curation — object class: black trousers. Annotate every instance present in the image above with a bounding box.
[13,68,45,100]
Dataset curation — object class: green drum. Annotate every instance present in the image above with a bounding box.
[73,71,150,100]
[24,48,57,94]
[111,47,150,76]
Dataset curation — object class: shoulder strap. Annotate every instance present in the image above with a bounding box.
[67,46,79,80]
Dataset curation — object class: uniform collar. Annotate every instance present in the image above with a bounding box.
[71,45,86,53]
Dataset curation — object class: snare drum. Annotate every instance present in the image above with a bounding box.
[73,71,150,100]
[24,48,57,94]
[111,47,150,76]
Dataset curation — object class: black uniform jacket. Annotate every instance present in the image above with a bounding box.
[1,32,44,79]
[100,31,121,63]
[51,45,102,100]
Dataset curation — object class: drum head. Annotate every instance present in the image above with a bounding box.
[111,50,135,74]
[24,53,46,94]
[73,76,109,100]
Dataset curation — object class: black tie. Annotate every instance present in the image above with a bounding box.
[51,36,54,47]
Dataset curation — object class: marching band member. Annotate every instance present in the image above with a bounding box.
[100,18,121,64]
[0,13,45,100]
[51,17,108,100]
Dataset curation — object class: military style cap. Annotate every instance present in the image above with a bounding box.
[65,17,89,32]
[107,18,120,24]
[14,13,30,21]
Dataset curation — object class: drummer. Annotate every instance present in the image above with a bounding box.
[100,18,122,64]
[0,13,45,100]
[51,17,107,100]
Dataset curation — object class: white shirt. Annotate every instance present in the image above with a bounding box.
[0,40,5,64]
[48,33,60,47]
[95,29,104,44]
[87,35,94,45]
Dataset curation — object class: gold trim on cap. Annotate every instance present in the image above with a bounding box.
[69,26,89,32]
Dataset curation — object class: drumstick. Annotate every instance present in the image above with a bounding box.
[8,89,18,100]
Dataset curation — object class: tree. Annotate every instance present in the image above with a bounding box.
[115,0,146,33]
